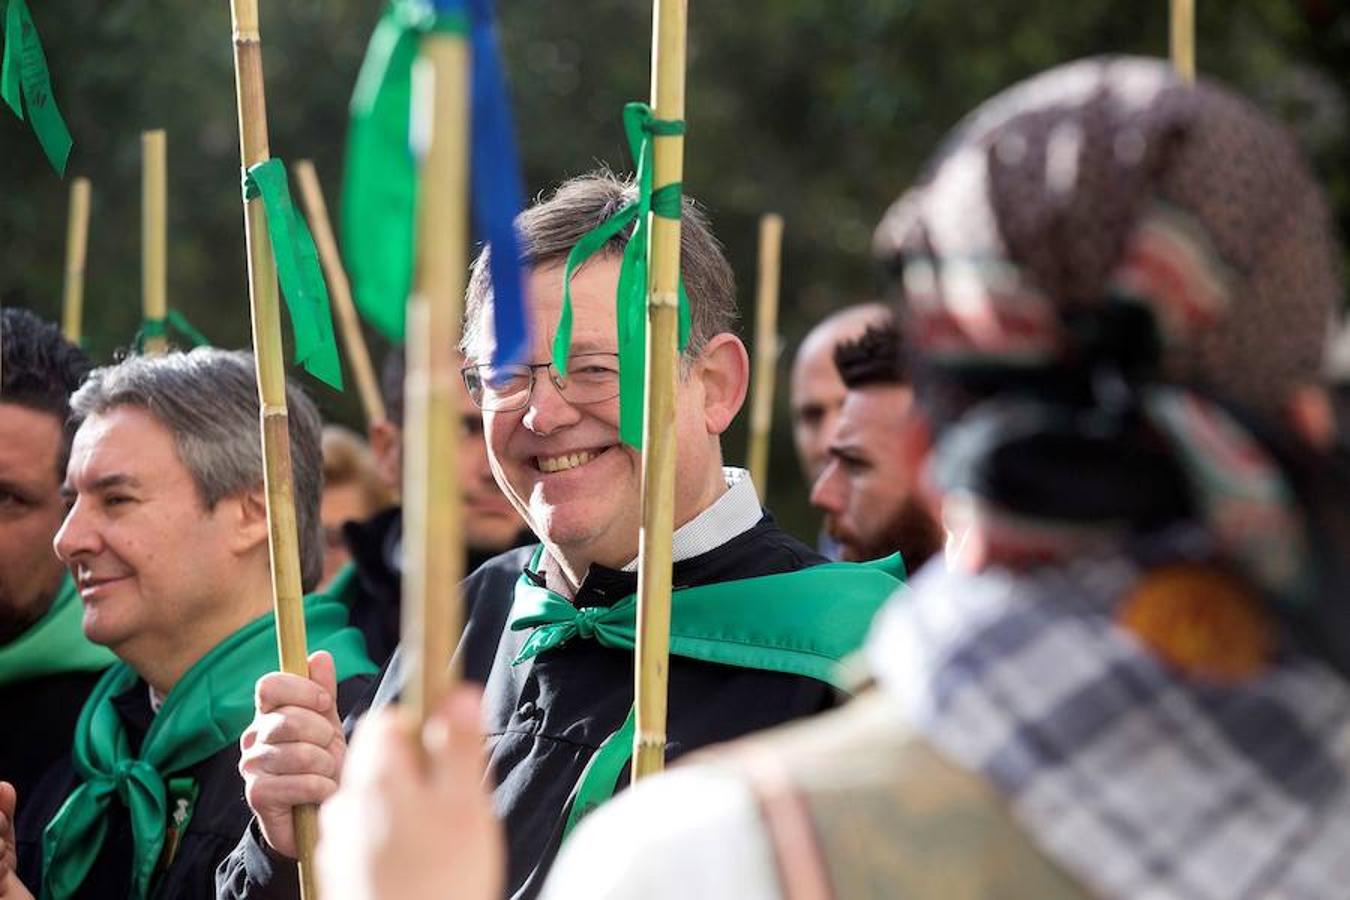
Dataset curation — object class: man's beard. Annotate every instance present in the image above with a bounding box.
[0,588,55,647]
[836,498,944,573]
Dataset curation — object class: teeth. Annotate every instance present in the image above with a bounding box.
[537,450,598,473]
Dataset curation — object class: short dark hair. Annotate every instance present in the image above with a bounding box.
[0,308,93,476]
[462,170,738,361]
[833,320,907,390]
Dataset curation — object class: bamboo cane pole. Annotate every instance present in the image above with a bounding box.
[1171,0,1195,83]
[399,35,470,731]
[632,0,688,781]
[141,131,167,355]
[61,177,92,345]
[226,2,318,894]
[746,213,783,494]
[292,160,388,428]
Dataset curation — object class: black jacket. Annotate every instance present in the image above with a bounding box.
[15,675,371,900]
[1,670,104,808]
[337,506,533,668]
[218,514,837,900]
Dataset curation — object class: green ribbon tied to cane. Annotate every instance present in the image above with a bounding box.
[1,0,73,175]
[134,309,211,353]
[554,102,691,448]
[243,159,344,390]
[341,0,468,342]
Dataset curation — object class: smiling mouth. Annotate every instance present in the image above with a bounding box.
[78,572,131,596]
[534,447,610,474]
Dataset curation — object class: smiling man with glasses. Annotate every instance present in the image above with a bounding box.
[222,171,902,900]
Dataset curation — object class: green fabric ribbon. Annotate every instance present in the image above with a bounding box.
[133,309,211,353]
[510,549,903,687]
[243,159,344,390]
[341,0,468,341]
[1,0,72,175]
[0,573,114,687]
[512,549,906,838]
[40,595,376,900]
[553,102,692,448]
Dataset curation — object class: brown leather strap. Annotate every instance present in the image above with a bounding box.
[735,745,834,900]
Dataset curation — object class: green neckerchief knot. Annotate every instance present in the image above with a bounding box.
[242,159,344,390]
[134,309,211,353]
[554,101,692,448]
[0,574,113,687]
[510,547,904,688]
[1,0,72,175]
[40,595,376,900]
[507,548,907,841]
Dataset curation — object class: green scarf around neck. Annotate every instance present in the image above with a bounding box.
[40,595,377,900]
[0,573,114,687]
[509,548,905,689]
[507,548,907,837]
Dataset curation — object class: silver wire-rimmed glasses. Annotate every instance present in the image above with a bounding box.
[460,352,621,412]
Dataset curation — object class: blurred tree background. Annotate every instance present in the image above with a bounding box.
[4,0,1349,541]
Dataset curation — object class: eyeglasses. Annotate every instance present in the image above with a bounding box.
[461,352,621,412]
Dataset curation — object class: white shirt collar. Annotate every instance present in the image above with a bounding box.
[620,468,762,572]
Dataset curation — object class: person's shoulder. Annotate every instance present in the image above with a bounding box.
[545,766,781,900]
[465,543,539,589]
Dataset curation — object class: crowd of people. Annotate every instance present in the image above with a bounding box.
[2,54,1350,899]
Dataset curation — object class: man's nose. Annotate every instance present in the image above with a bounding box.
[521,370,582,436]
[53,499,98,564]
[809,461,845,515]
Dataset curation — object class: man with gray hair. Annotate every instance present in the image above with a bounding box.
[1,349,375,900]
[222,170,901,900]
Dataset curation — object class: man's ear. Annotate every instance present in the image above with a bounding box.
[696,333,751,436]
[228,487,272,557]
[368,419,403,497]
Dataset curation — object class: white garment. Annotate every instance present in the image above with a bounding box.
[620,467,761,572]
[542,766,781,900]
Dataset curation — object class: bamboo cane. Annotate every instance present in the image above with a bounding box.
[1171,0,1195,83]
[225,2,318,894]
[292,160,388,428]
[141,131,167,355]
[746,213,783,495]
[632,0,688,781]
[399,35,470,731]
[61,177,92,345]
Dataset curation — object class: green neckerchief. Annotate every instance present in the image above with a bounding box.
[0,573,114,687]
[40,595,376,900]
[507,547,906,838]
[510,548,903,687]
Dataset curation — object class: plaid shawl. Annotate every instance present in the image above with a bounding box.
[871,554,1350,899]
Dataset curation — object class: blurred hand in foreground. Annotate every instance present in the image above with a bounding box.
[317,687,501,900]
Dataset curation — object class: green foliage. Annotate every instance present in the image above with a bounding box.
[3,0,1347,540]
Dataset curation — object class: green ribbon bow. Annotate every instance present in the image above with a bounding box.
[1,0,72,175]
[243,159,344,390]
[509,548,906,836]
[0,573,114,687]
[342,0,468,341]
[554,102,691,448]
[133,309,211,353]
[40,595,376,900]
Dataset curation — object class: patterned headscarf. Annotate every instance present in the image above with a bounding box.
[876,55,1339,420]
[874,56,1346,666]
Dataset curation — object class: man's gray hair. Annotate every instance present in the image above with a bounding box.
[462,170,738,361]
[69,348,325,591]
